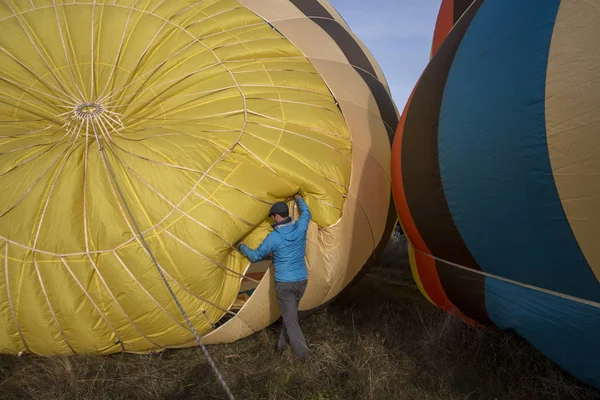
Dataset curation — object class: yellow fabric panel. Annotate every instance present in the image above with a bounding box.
[408,244,435,307]
[201,0,396,347]
[0,0,352,354]
[546,0,600,282]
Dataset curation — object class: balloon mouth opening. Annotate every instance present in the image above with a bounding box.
[75,102,104,120]
[212,259,271,330]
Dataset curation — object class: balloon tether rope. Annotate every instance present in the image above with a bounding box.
[90,116,235,400]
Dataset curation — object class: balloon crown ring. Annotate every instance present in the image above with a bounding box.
[75,102,104,120]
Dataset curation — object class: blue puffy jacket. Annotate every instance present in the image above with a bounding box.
[240,198,311,282]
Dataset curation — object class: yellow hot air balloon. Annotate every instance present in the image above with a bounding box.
[0,0,397,355]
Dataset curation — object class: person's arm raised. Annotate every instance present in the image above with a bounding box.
[294,194,311,232]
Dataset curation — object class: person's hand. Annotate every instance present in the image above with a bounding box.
[294,193,302,201]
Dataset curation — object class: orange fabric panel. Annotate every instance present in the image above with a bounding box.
[392,81,480,327]
[391,88,422,250]
[391,85,448,310]
[414,252,451,311]
[431,0,455,57]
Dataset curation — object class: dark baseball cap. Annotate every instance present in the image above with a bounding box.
[268,201,289,216]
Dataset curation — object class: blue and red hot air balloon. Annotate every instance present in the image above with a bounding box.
[392,0,600,389]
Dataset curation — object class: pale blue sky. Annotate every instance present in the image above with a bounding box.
[329,0,441,109]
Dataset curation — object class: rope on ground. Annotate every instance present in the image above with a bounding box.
[90,117,236,400]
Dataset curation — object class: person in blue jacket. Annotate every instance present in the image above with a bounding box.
[238,194,311,358]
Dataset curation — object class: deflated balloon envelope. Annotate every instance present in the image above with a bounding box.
[392,0,600,389]
[0,0,397,355]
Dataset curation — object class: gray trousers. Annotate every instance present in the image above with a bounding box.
[275,280,309,358]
